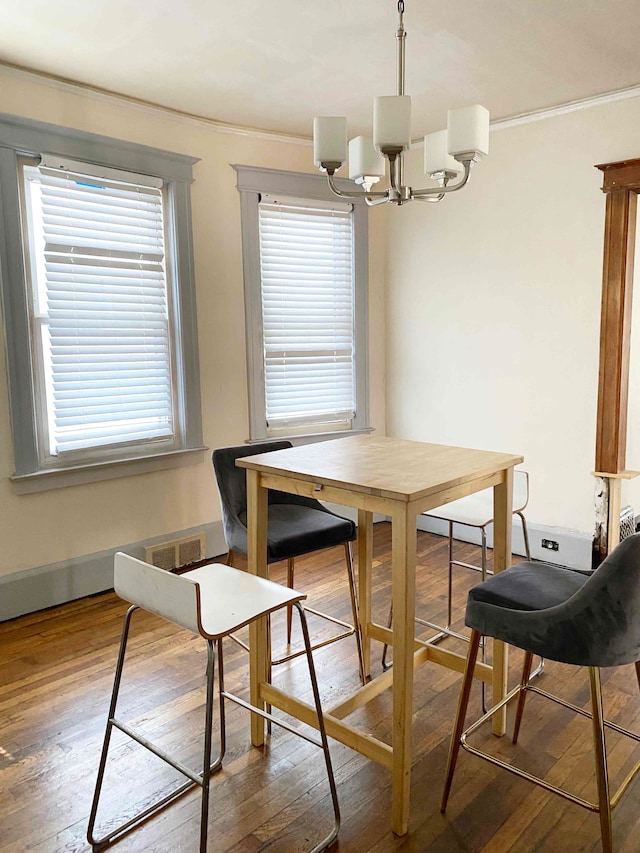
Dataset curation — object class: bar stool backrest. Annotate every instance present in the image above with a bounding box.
[115,552,201,637]
[513,470,529,514]
[466,533,640,667]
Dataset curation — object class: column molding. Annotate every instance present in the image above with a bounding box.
[593,159,640,564]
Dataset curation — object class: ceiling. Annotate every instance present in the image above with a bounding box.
[1,0,640,139]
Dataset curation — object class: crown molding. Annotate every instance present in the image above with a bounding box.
[2,59,640,144]
[491,84,640,131]
[0,61,310,146]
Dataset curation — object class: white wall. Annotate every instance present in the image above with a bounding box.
[0,68,387,580]
[386,95,640,536]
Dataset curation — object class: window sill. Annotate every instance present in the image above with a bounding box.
[10,446,209,494]
[247,427,374,447]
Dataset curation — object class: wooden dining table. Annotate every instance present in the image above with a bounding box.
[237,434,523,836]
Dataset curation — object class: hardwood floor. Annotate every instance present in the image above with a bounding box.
[2,525,640,852]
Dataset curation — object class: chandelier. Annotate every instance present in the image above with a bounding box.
[313,1,489,206]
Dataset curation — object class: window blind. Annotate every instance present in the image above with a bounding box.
[22,164,174,456]
[258,196,356,429]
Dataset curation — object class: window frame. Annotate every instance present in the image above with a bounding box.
[0,112,204,492]
[234,164,370,442]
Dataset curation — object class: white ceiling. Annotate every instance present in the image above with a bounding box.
[1,0,640,138]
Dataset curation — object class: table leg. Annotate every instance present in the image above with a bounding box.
[491,467,513,736]
[247,469,269,747]
[390,504,416,836]
[357,509,373,680]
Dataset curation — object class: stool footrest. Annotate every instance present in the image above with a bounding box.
[88,716,223,853]
[90,777,197,851]
[112,717,213,786]
[228,609,356,667]
[221,690,324,749]
[461,681,640,814]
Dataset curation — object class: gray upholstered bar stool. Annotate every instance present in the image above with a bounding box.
[441,534,640,853]
[88,553,340,853]
[213,442,365,684]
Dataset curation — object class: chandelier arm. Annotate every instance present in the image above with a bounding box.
[411,160,472,197]
[365,196,392,207]
[326,172,388,200]
[413,193,445,203]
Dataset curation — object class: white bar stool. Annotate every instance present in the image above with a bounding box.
[382,471,541,705]
[87,553,340,853]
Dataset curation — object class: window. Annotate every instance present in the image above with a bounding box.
[235,165,369,441]
[0,113,203,491]
[259,195,356,432]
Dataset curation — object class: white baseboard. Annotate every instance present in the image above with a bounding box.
[0,521,228,622]
[416,514,592,570]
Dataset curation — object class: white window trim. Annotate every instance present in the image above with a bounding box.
[234,164,370,442]
[0,112,205,491]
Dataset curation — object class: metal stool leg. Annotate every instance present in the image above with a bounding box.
[199,639,228,853]
[221,604,341,851]
[589,667,613,853]
[516,510,532,561]
[286,557,295,645]
[88,605,137,849]
[512,651,534,744]
[441,629,482,813]
[88,609,224,852]
[295,601,341,852]
[344,543,366,685]
[515,511,545,681]
[447,520,455,626]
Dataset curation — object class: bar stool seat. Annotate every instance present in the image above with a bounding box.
[87,554,340,853]
[441,534,640,853]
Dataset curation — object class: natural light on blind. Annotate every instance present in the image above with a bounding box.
[22,163,175,457]
[258,196,355,430]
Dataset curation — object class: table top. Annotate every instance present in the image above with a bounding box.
[237,435,523,503]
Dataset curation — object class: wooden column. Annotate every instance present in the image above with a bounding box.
[593,159,640,564]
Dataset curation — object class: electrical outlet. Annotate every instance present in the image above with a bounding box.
[541,538,559,552]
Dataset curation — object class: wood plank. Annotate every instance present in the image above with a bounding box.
[259,682,394,769]
[367,622,494,683]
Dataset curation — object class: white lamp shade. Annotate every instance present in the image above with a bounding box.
[313,116,348,166]
[348,136,386,180]
[423,130,463,176]
[373,95,412,151]
[447,105,490,159]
